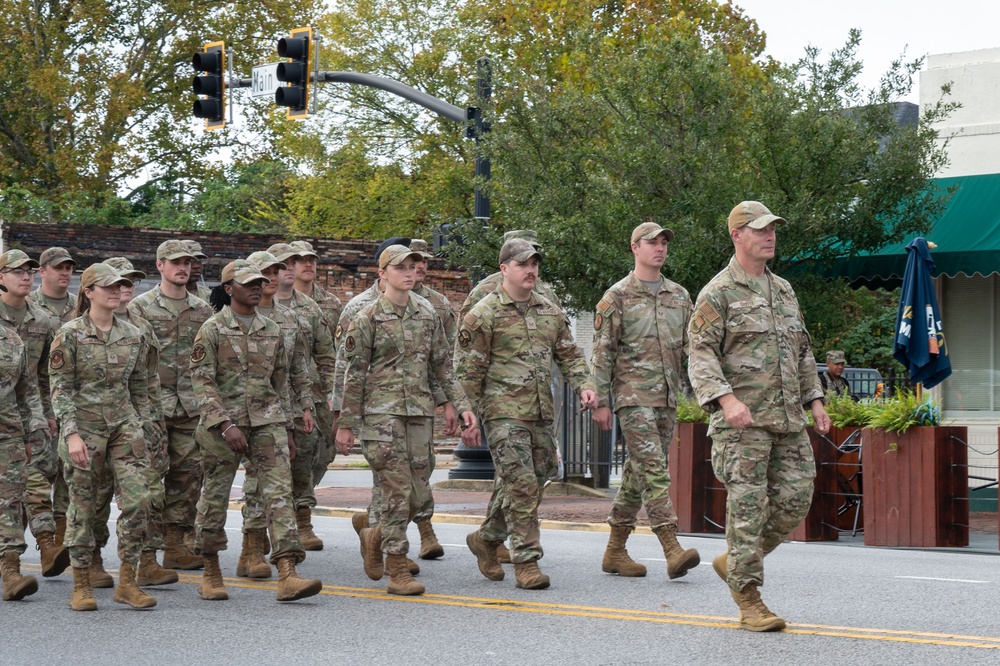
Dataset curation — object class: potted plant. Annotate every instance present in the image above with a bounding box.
[861,392,968,547]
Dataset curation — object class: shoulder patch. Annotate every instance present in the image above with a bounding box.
[191,344,206,363]
[49,349,64,370]
[458,329,472,348]
[335,324,343,341]
[345,335,356,353]
[690,301,722,336]
[462,312,482,331]
[594,313,604,330]
[596,296,614,314]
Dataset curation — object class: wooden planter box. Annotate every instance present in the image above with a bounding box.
[789,427,843,542]
[862,426,969,547]
[668,422,726,533]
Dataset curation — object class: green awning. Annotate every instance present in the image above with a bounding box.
[815,173,1000,288]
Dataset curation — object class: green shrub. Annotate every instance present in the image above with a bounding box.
[867,390,941,434]
[676,394,710,424]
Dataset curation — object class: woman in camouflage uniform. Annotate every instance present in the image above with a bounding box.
[191,260,322,603]
[50,263,156,611]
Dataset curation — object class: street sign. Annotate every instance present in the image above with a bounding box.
[251,63,280,99]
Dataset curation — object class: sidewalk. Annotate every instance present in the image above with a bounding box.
[301,452,1000,554]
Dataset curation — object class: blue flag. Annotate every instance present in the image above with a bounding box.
[893,237,951,388]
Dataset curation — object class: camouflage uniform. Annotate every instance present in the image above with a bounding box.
[275,288,336,511]
[340,292,470,555]
[191,305,309,561]
[299,283,341,489]
[0,325,33,557]
[241,302,314,534]
[50,315,153,568]
[688,255,823,592]
[459,271,562,321]
[0,296,59,537]
[127,284,212,532]
[27,287,76,518]
[412,284,457,348]
[455,285,595,563]
[591,272,693,530]
[193,284,212,304]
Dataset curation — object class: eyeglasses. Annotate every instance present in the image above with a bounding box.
[2,268,37,278]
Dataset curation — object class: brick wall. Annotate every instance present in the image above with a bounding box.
[2,221,474,310]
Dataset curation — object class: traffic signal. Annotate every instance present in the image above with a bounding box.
[275,27,312,119]
[192,41,226,130]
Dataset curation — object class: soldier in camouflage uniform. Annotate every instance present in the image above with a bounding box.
[28,246,77,550]
[688,201,830,632]
[820,350,851,398]
[51,263,157,611]
[127,240,212,570]
[184,240,213,303]
[0,278,40,602]
[590,223,701,581]
[337,245,476,596]
[105,257,178,587]
[237,250,315,580]
[268,242,337,551]
[455,238,598,590]
[191,260,322,602]
[288,241,342,524]
[0,250,69,578]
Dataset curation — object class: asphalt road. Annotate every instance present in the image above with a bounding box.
[5,512,1000,665]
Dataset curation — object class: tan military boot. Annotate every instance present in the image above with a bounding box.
[496,541,512,564]
[360,525,384,580]
[275,556,322,601]
[654,525,701,579]
[351,512,368,535]
[198,554,229,601]
[1,551,39,601]
[406,557,420,575]
[68,566,98,611]
[236,531,252,577]
[296,506,324,551]
[245,530,272,579]
[514,560,550,590]
[466,531,504,581]
[54,514,66,548]
[89,548,115,588]
[163,524,203,570]
[37,530,70,577]
[733,583,786,632]
[114,561,157,609]
[137,550,179,586]
[602,525,647,577]
[386,553,425,596]
[416,519,444,560]
[712,552,728,583]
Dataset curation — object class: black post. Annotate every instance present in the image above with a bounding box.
[450,57,496,480]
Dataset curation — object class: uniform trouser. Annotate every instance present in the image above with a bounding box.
[242,414,319,532]
[478,419,556,564]
[62,420,152,568]
[361,415,433,555]
[163,415,201,528]
[0,437,28,556]
[195,422,303,563]
[608,406,679,531]
[711,427,816,592]
[142,421,170,551]
[23,428,56,536]
[366,421,436,526]
[312,402,336,488]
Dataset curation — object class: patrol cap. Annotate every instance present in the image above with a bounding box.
[378,244,422,270]
[499,238,542,265]
[103,256,146,280]
[503,229,541,249]
[80,263,132,289]
[157,239,197,261]
[289,240,319,258]
[630,221,675,244]
[374,237,411,264]
[409,238,433,259]
[183,240,209,260]
[826,350,847,364]
[39,247,76,267]
[727,201,786,231]
[246,251,286,272]
[267,243,301,263]
[0,249,40,271]
[221,259,269,285]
